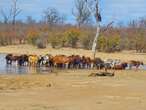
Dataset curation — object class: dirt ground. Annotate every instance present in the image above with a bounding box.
[0,44,145,63]
[0,70,145,110]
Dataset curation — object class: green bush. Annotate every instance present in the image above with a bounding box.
[65,28,80,48]
[97,34,121,52]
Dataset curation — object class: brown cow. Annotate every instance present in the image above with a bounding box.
[112,62,128,70]
[52,55,70,68]
[128,60,144,70]
[92,58,105,69]
[84,57,92,69]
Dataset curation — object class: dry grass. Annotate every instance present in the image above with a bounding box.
[0,44,145,63]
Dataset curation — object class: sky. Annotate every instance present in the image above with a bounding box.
[0,0,146,25]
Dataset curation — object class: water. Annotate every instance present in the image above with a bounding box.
[0,54,52,75]
[0,54,145,75]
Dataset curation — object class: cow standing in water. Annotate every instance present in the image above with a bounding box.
[112,62,128,70]
[5,54,29,66]
[5,54,19,65]
[28,55,39,67]
[37,54,54,67]
[128,60,144,70]
[5,54,13,64]
[18,54,29,66]
[52,55,70,69]
[93,58,105,69]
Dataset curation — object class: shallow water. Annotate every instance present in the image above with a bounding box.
[0,54,52,75]
[0,54,145,75]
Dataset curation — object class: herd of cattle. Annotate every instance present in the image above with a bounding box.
[5,54,144,70]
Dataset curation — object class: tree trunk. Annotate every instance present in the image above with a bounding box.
[92,22,100,60]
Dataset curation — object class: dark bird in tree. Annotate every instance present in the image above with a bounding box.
[96,13,102,22]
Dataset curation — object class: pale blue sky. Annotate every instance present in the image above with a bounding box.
[0,0,146,25]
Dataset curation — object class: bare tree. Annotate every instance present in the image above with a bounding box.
[26,16,36,24]
[43,8,65,26]
[0,9,12,24]
[85,0,102,59]
[11,0,21,25]
[128,20,138,28]
[73,0,91,28]
[0,0,21,25]
[139,18,146,28]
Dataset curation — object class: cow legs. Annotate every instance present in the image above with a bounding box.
[6,60,12,65]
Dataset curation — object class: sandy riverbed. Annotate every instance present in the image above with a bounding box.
[0,70,145,110]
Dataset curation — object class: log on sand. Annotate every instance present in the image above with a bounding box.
[89,72,115,77]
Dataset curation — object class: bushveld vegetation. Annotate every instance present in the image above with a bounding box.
[0,0,146,52]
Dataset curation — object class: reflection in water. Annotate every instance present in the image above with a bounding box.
[0,54,52,75]
[0,54,145,75]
